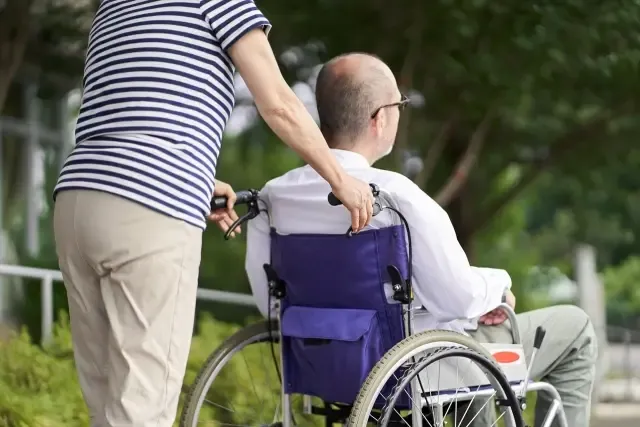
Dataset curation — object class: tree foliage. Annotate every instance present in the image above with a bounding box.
[263,0,640,247]
[3,0,640,329]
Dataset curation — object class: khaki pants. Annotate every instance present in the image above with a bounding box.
[465,305,598,427]
[54,190,203,427]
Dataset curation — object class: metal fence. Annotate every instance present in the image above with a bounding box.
[0,263,256,345]
[2,262,639,403]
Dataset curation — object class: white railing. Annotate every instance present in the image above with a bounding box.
[0,264,256,345]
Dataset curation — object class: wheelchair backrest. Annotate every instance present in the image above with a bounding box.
[270,225,409,405]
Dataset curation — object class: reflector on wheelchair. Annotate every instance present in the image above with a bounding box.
[483,343,528,384]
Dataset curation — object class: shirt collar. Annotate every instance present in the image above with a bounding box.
[330,149,370,168]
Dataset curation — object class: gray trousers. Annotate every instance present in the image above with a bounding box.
[463,305,598,427]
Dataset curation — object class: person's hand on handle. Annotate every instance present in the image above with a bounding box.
[208,179,242,238]
[331,175,375,232]
[479,289,516,326]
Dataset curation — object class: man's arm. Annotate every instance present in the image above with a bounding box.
[245,194,272,318]
[226,29,374,232]
[391,178,511,322]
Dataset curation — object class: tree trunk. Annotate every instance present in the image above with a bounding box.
[447,188,476,261]
[438,135,477,260]
[0,0,34,112]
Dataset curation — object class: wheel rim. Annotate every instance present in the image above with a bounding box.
[377,347,523,427]
[348,336,524,427]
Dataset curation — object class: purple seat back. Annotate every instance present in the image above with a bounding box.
[271,225,409,405]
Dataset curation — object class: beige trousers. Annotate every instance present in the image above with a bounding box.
[54,190,203,427]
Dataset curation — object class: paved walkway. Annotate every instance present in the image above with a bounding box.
[591,403,640,427]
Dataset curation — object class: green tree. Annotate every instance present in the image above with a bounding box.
[526,146,640,268]
[1,0,95,231]
[602,257,640,327]
[263,0,640,253]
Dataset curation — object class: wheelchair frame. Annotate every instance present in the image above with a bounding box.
[193,186,570,427]
[272,300,568,427]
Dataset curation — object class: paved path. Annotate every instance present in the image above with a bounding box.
[607,344,640,375]
[591,403,640,427]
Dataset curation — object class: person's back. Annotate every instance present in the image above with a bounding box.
[260,151,410,235]
[55,0,270,228]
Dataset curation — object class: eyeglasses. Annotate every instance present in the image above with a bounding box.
[370,93,410,119]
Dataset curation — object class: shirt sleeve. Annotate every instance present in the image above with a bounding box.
[388,176,511,323]
[200,0,272,51]
[245,187,273,318]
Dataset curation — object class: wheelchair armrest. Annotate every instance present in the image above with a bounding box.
[498,303,521,345]
[411,305,521,345]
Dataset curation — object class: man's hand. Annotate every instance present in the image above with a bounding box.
[208,179,241,238]
[479,290,516,326]
[331,175,375,232]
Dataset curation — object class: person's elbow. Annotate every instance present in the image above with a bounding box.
[255,85,301,133]
[427,280,493,322]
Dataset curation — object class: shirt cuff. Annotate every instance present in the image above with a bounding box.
[472,267,512,309]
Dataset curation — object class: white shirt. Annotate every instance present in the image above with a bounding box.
[245,149,511,334]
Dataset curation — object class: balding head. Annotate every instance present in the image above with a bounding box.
[315,53,398,148]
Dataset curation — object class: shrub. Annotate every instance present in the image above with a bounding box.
[0,312,241,426]
[0,312,536,426]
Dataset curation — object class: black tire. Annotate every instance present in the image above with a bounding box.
[379,346,524,427]
[347,330,523,427]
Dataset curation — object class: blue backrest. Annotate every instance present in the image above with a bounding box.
[270,225,409,405]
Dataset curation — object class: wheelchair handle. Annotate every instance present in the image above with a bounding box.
[211,189,259,211]
[327,183,380,207]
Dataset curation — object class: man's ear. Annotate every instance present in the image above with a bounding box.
[373,110,386,137]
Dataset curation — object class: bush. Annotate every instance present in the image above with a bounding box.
[0,312,536,426]
[0,312,244,426]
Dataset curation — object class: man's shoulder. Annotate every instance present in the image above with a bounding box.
[369,167,425,197]
[259,165,312,194]
[369,167,447,214]
[369,167,415,186]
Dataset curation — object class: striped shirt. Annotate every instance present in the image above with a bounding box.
[53,0,271,229]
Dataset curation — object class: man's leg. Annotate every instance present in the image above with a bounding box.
[468,305,598,427]
[54,191,110,427]
[71,190,203,427]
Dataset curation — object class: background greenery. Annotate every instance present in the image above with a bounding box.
[1,0,640,423]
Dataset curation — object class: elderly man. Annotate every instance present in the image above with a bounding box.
[53,2,375,427]
[245,53,597,427]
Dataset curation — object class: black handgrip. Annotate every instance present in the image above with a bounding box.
[533,326,546,350]
[211,190,257,211]
[328,192,342,206]
[327,183,380,206]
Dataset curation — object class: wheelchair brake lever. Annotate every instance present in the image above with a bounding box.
[223,200,260,240]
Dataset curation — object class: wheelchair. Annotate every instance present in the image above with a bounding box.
[180,185,568,427]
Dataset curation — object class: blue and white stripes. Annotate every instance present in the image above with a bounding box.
[54,0,271,229]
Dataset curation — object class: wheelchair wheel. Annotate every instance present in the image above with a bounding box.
[180,320,323,427]
[347,330,524,427]
[180,320,275,426]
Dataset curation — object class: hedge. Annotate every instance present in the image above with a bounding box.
[0,313,534,426]
[0,312,251,427]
